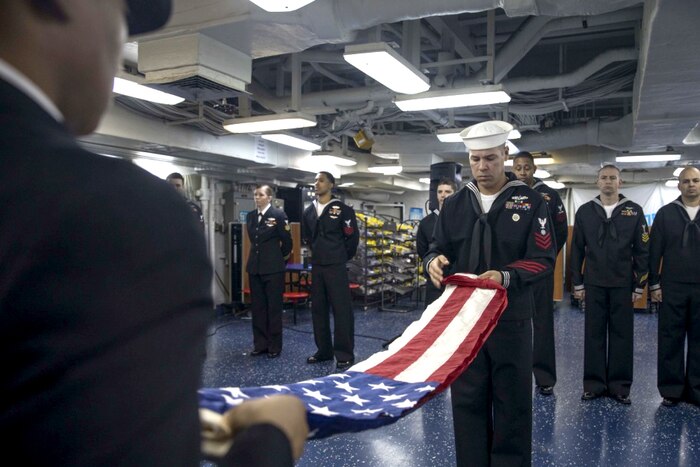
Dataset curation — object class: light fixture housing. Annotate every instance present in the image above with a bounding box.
[309,154,357,167]
[223,112,317,134]
[248,0,316,12]
[616,153,681,163]
[436,127,521,143]
[507,156,556,166]
[261,133,321,151]
[683,123,700,145]
[544,180,566,189]
[367,165,403,175]
[112,77,184,105]
[343,42,430,95]
[395,85,510,111]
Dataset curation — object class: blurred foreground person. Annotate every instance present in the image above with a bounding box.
[649,166,700,407]
[0,1,306,465]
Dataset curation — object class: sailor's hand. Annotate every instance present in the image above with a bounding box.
[428,255,449,288]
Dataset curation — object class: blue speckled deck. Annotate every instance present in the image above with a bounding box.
[201,296,700,466]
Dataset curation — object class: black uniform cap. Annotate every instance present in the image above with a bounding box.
[126,0,172,35]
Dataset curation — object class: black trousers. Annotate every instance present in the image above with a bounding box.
[532,275,556,387]
[424,281,442,308]
[310,263,354,362]
[657,281,700,404]
[249,271,285,353]
[583,285,633,396]
[451,319,532,467]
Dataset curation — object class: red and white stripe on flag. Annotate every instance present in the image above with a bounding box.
[350,273,508,390]
[199,273,508,439]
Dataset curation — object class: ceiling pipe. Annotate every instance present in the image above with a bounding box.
[474,8,643,83]
[505,48,638,93]
[331,0,643,36]
[517,115,633,152]
[251,46,636,118]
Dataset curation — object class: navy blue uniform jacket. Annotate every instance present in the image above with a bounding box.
[246,206,293,275]
[571,195,649,293]
[424,175,556,320]
[649,197,700,288]
[302,199,359,264]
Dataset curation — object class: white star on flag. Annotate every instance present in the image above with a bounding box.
[309,404,339,416]
[379,393,407,402]
[329,373,351,379]
[342,394,370,406]
[298,379,323,386]
[415,385,436,393]
[221,387,249,399]
[369,382,394,391]
[392,399,418,409]
[334,381,359,393]
[302,388,331,402]
[262,385,290,392]
[352,408,383,416]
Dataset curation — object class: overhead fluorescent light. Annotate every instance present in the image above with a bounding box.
[223,112,317,133]
[248,0,316,12]
[343,42,430,95]
[419,177,431,184]
[436,129,462,143]
[368,165,403,175]
[310,154,357,167]
[544,180,566,189]
[616,153,681,163]
[261,133,321,151]
[112,77,184,105]
[665,180,680,188]
[673,167,684,177]
[509,155,556,166]
[371,151,400,160]
[533,157,555,165]
[683,123,700,145]
[132,159,182,179]
[507,141,519,155]
[436,127,520,143]
[395,85,510,111]
[338,182,355,187]
[534,169,551,179]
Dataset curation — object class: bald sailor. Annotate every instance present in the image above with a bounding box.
[424,121,556,467]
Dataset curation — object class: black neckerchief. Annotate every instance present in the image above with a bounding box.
[592,194,629,247]
[671,198,700,247]
[464,174,527,272]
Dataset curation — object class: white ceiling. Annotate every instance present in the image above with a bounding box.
[84,0,700,193]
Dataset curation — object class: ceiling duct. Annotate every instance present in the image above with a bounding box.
[137,33,252,101]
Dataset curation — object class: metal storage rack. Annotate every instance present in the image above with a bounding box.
[378,217,420,313]
[348,210,386,311]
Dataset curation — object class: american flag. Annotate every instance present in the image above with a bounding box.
[199,273,507,439]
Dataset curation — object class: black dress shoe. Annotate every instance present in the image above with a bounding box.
[612,393,631,405]
[335,359,355,371]
[307,354,333,364]
[267,351,280,359]
[661,397,679,407]
[537,385,554,396]
[581,391,601,401]
[250,349,267,356]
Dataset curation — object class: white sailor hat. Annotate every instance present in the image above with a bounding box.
[459,120,513,150]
